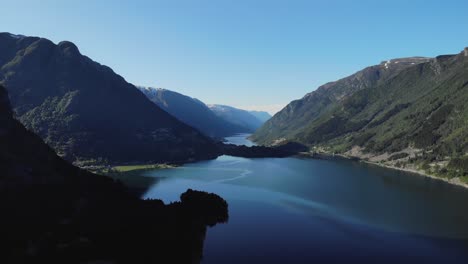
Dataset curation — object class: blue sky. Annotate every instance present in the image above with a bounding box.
[2,0,468,114]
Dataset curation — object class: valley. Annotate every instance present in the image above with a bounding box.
[1,5,467,261]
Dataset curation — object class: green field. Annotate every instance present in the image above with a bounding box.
[112,164,174,172]
[91,164,177,192]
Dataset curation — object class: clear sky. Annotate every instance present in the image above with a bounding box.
[2,0,468,114]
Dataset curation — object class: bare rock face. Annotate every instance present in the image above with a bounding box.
[381,57,431,70]
[464,47,468,57]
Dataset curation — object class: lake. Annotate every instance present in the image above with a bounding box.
[224,133,256,146]
[140,134,468,263]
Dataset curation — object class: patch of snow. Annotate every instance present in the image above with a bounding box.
[208,104,229,112]
[136,86,166,94]
[384,60,390,69]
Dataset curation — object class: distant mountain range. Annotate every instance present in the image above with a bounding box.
[208,104,266,132]
[248,110,272,123]
[0,32,219,165]
[137,86,251,138]
[138,86,270,137]
[252,49,468,179]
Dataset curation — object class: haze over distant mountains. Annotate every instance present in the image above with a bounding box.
[138,86,270,137]
[248,110,272,123]
[0,32,218,165]
[252,49,468,178]
[208,104,266,132]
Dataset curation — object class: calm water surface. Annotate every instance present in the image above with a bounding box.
[141,134,468,263]
[224,133,256,146]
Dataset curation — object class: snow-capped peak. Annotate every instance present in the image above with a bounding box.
[135,86,167,95]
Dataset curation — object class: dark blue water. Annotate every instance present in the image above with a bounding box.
[141,135,468,263]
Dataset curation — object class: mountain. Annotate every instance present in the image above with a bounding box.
[252,48,468,179]
[208,104,264,132]
[249,110,272,123]
[0,32,219,165]
[0,84,228,263]
[137,86,249,138]
[251,56,431,144]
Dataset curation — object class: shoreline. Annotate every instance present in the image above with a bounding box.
[112,163,177,173]
[87,141,468,191]
[88,163,179,176]
[298,152,468,190]
[362,159,468,190]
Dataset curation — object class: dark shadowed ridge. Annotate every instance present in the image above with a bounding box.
[0,85,228,263]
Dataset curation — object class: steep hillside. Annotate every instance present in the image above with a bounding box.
[252,48,468,179]
[0,32,219,165]
[209,104,264,132]
[0,85,228,263]
[137,86,249,138]
[251,57,431,144]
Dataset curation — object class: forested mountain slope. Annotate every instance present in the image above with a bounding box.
[252,48,468,179]
[252,57,431,144]
[0,33,219,165]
